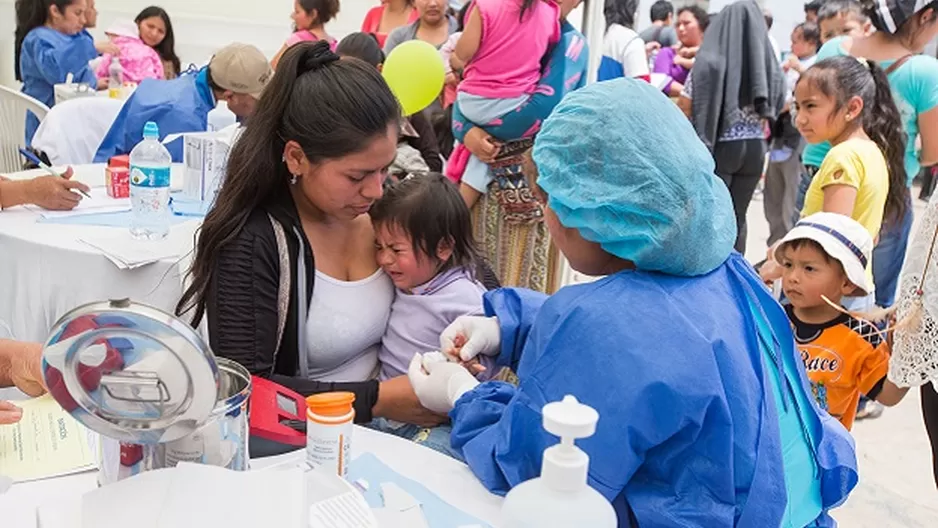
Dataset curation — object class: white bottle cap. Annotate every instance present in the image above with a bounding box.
[540,395,599,492]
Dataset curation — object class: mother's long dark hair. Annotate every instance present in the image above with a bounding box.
[176,41,401,324]
[135,6,181,76]
[14,0,77,81]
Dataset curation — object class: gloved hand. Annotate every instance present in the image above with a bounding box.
[408,354,480,414]
[440,316,501,362]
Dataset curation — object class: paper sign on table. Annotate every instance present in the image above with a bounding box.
[26,187,130,219]
[78,221,197,269]
[0,395,95,482]
[347,453,491,528]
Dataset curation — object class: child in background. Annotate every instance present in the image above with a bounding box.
[816,0,873,44]
[763,56,908,303]
[367,173,489,460]
[271,0,338,68]
[439,2,470,110]
[95,20,164,84]
[764,22,820,246]
[15,0,98,144]
[449,0,560,208]
[777,212,909,430]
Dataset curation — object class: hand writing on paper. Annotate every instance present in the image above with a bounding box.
[27,168,91,211]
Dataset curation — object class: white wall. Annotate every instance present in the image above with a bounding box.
[0,0,381,88]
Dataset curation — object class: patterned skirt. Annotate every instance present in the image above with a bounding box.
[471,139,560,293]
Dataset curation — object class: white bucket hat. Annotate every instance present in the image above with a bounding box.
[776,212,875,297]
[105,20,140,39]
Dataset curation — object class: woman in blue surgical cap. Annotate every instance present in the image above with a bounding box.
[409,79,858,526]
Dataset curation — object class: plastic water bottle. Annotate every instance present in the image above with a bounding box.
[108,57,123,99]
[206,100,236,132]
[501,395,617,528]
[129,122,172,240]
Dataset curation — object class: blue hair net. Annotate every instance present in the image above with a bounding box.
[532,78,736,276]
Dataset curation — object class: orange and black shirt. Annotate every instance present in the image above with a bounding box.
[786,305,889,431]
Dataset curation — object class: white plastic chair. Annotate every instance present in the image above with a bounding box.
[0,85,50,174]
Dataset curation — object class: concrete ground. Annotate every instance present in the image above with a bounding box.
[744,189,938,526]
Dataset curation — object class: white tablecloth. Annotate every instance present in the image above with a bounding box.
[0,426,504,528]
[0,164,196,342]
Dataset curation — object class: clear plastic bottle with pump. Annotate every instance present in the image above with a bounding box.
[207,100,236,132]
[108,57,123,99]
[129,122,172,240]
[501,395,618,528]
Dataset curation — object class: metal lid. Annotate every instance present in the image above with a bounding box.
[41,299,220,444]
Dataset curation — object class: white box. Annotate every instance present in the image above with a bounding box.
[165,125,240,204]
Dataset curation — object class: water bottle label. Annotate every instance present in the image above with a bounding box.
[130,166,171,188]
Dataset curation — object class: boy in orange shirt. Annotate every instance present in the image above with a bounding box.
[777,212,909,430]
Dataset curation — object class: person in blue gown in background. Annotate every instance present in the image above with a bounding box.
[15,0,98,145]
[409,79,859,527]
[93,43,271,163]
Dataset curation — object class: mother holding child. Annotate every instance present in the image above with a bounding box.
[177,41,489,434]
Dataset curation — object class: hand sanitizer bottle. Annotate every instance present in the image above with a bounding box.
[501,395,618,528]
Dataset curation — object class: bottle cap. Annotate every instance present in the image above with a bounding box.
[543,395,599,439]
[143,121,159,139]
[306,392,355,417]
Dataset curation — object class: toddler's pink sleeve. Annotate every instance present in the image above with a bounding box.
[96,53,113,81]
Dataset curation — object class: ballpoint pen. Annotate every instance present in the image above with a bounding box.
[17,148,92,198]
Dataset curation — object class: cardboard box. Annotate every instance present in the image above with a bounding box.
[109,155,130,168]
[105,166,130,198]
[164,126,240,204]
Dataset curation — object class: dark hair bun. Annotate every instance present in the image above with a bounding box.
[299,40,340,74]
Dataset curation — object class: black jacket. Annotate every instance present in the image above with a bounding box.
[205,183,380,422]
[690,0,786,150]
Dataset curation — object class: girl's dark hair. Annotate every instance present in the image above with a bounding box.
[135,6,181,76]
[15,0,76,81]
[369,173,480,273]
[336,32,385,67]
[299,0,340,26]
[176,41,401,322]
[605,0,639,29]
[457,1,472,30]
[677,5,710,32]
[801,56,908,222]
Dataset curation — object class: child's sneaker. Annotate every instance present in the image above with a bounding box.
[855,400,884,421]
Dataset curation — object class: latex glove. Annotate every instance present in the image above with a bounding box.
[408,354,479,414]
[440,316,501,362]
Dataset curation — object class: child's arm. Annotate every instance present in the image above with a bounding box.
[873,379,910,406]
[452,6,482,69]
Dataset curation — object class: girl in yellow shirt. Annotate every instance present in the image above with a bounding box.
[762,55,908,290]
[794,55,908,241]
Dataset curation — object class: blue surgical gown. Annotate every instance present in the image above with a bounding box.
[19,27,97,145]
[450,253,858,527]
[94,68,215,163]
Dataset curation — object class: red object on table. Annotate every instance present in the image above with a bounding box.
[249,376,307,447]
[120,443,143,466]
[105,166,130,198]
[108,155,130,168]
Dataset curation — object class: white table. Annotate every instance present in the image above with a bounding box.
[0,426,504,528]
[0,164,196,342]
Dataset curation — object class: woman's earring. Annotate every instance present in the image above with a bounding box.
[290,174,299,185]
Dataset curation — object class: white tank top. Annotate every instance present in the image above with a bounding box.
[304,269,394,382]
